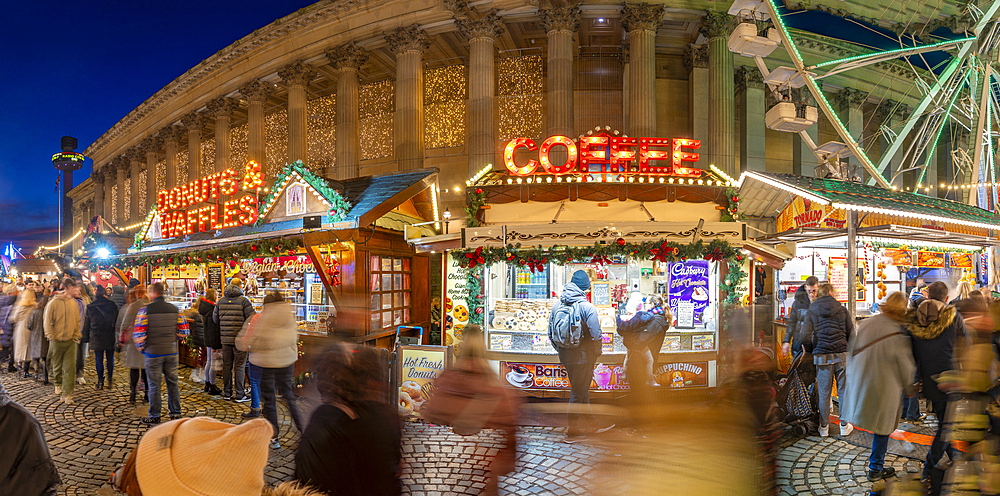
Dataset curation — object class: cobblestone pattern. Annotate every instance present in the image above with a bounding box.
[777,436,923,495]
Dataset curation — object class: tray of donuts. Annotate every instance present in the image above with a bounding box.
[491,299,556,332]
[397,380,431,417]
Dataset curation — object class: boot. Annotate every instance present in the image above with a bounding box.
[106,374,113,389]
[242,407,262,419]
[207,383,223,396]
[42,360,49,386]
[22,361,32,379]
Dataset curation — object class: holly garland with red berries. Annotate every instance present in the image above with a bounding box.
[464,188,487,228]
[454,237,748,324]
[88,236,304,270]
[720,188,740,222]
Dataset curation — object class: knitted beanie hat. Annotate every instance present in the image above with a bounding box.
[570,270,591,291]
[136,417,272,496]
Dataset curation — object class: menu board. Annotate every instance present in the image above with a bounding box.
[668,261,710,327]
[444,253,471,347]
[500,361,629,391]
[654,361,709,388]
[950,253,974,269]
[207,264,224,295]
[884,249,913,266]
[917,251,946,268]
[592,283,611,306]
[828,257,848,302]
[397,346,448,417]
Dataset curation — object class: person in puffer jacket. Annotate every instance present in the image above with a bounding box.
[198,289,223,396]
[801,282,855,437]
[213,282,255,402]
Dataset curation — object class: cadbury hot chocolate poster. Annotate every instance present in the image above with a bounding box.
[668,260,710,328]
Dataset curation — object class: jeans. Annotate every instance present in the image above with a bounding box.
[870,434,890,471]
[129,368,149,403]
[94,349,114,383]
[221,344,247,398]
[76,342,88,376]
[145,354,181,418]
[249,363,263,409]
[558,347,598,436]
[925,399,957,496]
[204,347,216,385]
[49,340,77,398]
[254,364,304,437]
[814,354,847,428]
[902,394,921,420]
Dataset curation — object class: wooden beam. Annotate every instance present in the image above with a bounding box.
[303,243,341,313]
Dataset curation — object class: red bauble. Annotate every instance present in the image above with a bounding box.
[168,257,173,264]
[616,238,626,246]
[732,196,738,203]
[251,245,258,252]
[229,260,237,268]
[475,188,483,195]
[736,255,742,261]
[287,250,296,256]
[157,258,163,264]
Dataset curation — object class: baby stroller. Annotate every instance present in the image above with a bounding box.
[774,351,819,437]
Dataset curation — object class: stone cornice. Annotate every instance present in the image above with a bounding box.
[82,0,376,160]
[455,10,506,40]
[385,24,430,54]
[830,87,867,109]
[621,3,664,33]
[794,32,918,78]
[326,41,370,70]
[699,10,732,39]
[876,99,909,122]
[278,61,318,87]
[239,79,274,103]
[683,44,709,71]
[735,65,764,92]
[538,5,581,34]
[208,96,239,119]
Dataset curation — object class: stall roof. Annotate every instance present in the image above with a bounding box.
[132,168,437,255]
[757,224,1000,248]
[738,171,1000,230]
[12,259,58,274]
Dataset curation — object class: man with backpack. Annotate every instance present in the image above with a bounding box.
[549,270,608,443]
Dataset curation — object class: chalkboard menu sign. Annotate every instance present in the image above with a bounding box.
[591,283,611,306]
[207,264,224,294]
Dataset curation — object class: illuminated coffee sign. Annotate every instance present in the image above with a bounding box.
[156,166,259,238]
[503,133,701,177]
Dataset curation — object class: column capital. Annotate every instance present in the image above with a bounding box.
[699,10,733,39]
[278,61,318,88]
[455,10,506,40]
[161,125,186,144]
[326,42,370,71]
[91,170,105,184]
[683,44,709,71]
[538,5,580,34]
[734,65,764,93]
[113,155,130,171]
[830,87,867,109]
[181,112,207,132]
[141,136,163,155]
[208,96,238,119]
[239,79,274,103]
[126,147,144,163]
[444,0,472,16]
[876,99,908,122]
[384,24,430,54]
[622,3,664,33]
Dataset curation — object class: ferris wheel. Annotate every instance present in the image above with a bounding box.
[727,0,1000,209]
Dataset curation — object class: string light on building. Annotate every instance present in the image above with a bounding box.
[498,54,543,140]
[156,158,167,193]
[265,110,289,178]
[35,228,84,255]
[230,122,249,175]
[201,137,216,178]
[307,94,336,174]
[360,80,394,160]
[111,184,118,225]
[425,64,466,149]
[138,170,147,216]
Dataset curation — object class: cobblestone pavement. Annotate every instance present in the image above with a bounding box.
[2,356,927,495]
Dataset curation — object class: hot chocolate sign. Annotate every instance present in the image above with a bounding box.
[156,163,261,239]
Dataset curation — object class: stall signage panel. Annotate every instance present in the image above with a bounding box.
[777,197,846,232]
[444,253,471,345]
[398,346,447,417]
[950,253,974,269]
[668,260,710,328]
[155,167,259,239]
[654,361,709,388]
[917,251,946,268]
[503,133,701,177]
[500,362,629,391]
[884,249,913,266]
[206,264,224,295]
[240,255,333,277]
[828,257,848,303]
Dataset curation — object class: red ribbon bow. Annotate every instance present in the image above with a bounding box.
[650,240,675,263]
[590,254,613,266]
[526,256,547,273]
[703,247,725,262]
[465,247,486,268]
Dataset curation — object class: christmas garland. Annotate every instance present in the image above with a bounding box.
[466,266,485,326]
[464,188,487,228]
[257,160,352,223]
[720,188,740,222]
[91,236,303,270]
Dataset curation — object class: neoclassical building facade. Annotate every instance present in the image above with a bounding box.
[69,0,961,249]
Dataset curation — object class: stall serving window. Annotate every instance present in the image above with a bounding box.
[371,255,412,332]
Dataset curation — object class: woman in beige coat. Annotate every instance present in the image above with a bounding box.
[12,290,36,377]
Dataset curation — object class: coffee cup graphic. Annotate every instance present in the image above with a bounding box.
[506,364,533,387]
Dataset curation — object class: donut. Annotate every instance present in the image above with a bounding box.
[398,391,414,416]
[453,305,469,321]
[410,398,425,412]
[491,316,505,329]
[401,381,422,400]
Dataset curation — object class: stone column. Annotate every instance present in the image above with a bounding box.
[162,126,183,189]
[685,45,710,168]
[701,10,735,176]
[128,148,143,222]
[539,5,580,140]
[104,165,115,223]
[279,61,317,165]
[736,66,765,172]
[622,3,664,138]
[142,136,161,215]
[456,11,505,177]
[181,112,206,182]
[208,97,238,174]
[327,43,369,179]
[386,25,430,171]
[91,170,105,221]
[831,87,867,180]
[239,79,273,176]
[115,156,127,226]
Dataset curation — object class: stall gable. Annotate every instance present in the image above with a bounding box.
[260,174,333,223]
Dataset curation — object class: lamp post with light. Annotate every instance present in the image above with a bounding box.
[442,208,452,234]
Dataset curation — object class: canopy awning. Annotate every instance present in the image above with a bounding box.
[756,224,1000,248]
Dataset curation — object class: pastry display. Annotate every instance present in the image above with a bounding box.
[453,305,469,321]
[445,334,454,346]
[454,324,465,339]
[491,316,506,329]
[398,391,414,416]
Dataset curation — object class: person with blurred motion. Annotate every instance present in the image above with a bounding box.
[73,282,91,386]
[802,282,855,437]
[118,286,150,406]
[112,415,321,496]
[549,270,609,443]
[781,276,819,358]
[213,282,255,402]
[911,283,929,310]
[110,284,126,309]
[840,292,915,482]
[82,286,120,390]
[236,291,304,447]
[0,377,61,495]
[184,306,206,385]
[27,293,51,385]
[616,293,670,431]
[296,345,401,496]
[0,284,18,373]
[13,288,36,378]
[951,281,973,305]
[423,324,520,495]
[44,278,82,404]
[198,289,223,397]
[908,281,967,495]
[133,282,190,424]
